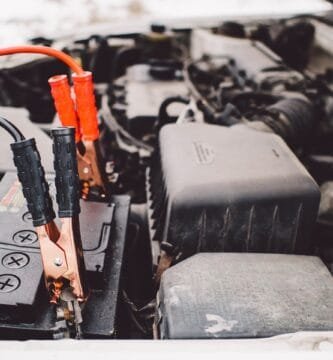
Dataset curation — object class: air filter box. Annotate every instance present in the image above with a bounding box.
[156,253,333,339]
[147,123,320,260]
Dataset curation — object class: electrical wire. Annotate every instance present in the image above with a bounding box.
[0,45,84,75]
[100,95,154,153]
[0,116,25,142]
[156,96,190,130]
[183,60,216,117]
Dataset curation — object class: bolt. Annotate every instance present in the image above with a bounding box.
[54,258,63,267]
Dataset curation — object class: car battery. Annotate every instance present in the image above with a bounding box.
[0,172,130,339]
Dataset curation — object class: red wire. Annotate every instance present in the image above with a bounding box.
[0,45,84,74]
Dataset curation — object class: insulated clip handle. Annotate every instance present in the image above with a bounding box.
[52,127,81,218]
[11,138,55,226]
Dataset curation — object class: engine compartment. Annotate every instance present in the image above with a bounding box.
[0,14,332,340]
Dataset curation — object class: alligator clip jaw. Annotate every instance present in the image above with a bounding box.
[36,216,87,304]
[80,140,105,190]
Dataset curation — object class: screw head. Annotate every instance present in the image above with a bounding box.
[54,258,63,267]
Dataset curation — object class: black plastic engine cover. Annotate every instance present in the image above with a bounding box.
[110,64,188,135]
[147,123,320,260]
[156,253,333,339]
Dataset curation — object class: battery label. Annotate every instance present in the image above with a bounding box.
[0,181,24,213]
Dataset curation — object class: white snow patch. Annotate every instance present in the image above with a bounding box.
[205,314,238,335]
[165,285,189,306]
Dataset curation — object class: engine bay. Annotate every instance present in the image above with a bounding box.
[0,13,332,340]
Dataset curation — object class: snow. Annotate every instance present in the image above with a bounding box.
[0,0,330,45]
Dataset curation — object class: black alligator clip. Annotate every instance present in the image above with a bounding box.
[10,127,88,337]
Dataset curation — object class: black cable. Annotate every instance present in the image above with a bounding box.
[156,96,190,130]
[0,116,25,142]
[183,59,225,120]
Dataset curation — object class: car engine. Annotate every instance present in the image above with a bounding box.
[0,14,332,340]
